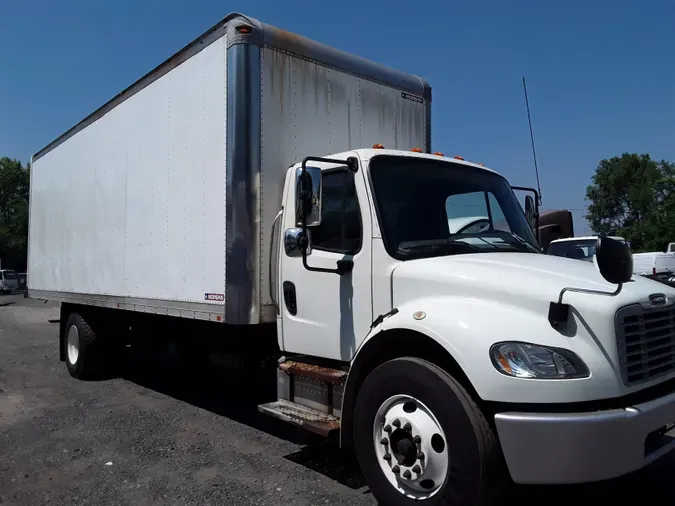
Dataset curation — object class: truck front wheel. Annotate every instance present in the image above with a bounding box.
[353,357,505,506]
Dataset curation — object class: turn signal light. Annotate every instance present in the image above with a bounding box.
[373,143,385,149]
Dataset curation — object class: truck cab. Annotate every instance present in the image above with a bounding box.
[264,147,675,504]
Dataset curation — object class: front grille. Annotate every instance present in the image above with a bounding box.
[616,303,675,385]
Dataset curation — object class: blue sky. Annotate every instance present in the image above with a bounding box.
[2,1,674,235]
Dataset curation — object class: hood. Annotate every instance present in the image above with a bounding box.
[391,252,675,399]
[392,252,675,318]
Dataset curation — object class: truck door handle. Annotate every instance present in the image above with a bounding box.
[283,281,297,315]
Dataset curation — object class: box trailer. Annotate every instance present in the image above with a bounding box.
[28,12,675,506]
[28,12,430,324]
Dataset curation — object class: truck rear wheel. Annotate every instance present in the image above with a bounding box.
[353,357,505,506]
[64,312,103,380]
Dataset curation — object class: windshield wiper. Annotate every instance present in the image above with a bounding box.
[447,230,539,253]
[500,232,540,253]
[397,239,480,257]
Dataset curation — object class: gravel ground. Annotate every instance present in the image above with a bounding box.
[1,295,675,505]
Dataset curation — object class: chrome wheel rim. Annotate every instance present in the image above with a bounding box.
[67,325,80,365]
[373,394,448,499]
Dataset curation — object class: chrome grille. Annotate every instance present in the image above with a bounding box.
[616,303,675,385]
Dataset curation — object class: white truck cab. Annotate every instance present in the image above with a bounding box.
[268,148,675,501]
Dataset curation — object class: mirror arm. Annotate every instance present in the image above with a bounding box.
[548,283,623,329]
[557,283,623,305]
[297,155,359,276]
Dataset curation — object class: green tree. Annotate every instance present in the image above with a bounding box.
[585,153,675,252]
[0,157,30,270]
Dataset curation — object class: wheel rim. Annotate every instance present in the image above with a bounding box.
[373,395,449,499]
[67,325,80,365]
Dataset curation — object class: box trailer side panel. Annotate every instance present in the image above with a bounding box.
[28,36,228,317]
[257,47,429,314]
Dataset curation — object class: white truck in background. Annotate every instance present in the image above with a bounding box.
[28,13,675,506]
[633,252,675,286]
[547,235,629,261]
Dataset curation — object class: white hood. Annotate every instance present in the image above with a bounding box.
[392,252,672,309]
[390,252,675,401]
[392,252,675,352]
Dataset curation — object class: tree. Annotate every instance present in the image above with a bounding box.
[585,153,675,252]
[0,157,30,270]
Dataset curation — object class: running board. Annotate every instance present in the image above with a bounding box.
[257,358,347,436]
[258,400,340,437]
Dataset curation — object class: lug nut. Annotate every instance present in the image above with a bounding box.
[383,453,391,461]
[413,435,421,444]
[403,469,412,479]
[380,437,389,445]
[403,422,412,432]
[392,465,400,474]
[384,424,392,433]
[417,452,425,460]
[412,464,421,474]
[392,419,401,428]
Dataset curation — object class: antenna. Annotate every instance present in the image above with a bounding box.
[522,77,542,206]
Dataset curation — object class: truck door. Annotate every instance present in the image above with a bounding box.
[279,161,373,362]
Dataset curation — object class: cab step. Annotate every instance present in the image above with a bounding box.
[257,358,347,436]
[257,400,340,436]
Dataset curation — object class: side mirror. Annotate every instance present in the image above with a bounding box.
[295,166,322,228]
[595,236,633,284]
[524,195,535,230]
[548,235,633,330]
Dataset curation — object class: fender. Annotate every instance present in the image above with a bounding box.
[339,295,616,447]
[340,298,476,448]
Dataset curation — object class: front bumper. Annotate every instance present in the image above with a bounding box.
[494,389,675,484]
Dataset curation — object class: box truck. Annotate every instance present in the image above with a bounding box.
[28,12,675,506]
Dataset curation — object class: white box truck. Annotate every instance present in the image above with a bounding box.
[28,12,675,506]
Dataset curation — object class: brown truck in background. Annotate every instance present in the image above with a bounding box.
[538,209,574,250]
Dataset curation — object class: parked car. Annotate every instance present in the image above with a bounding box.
[0,269,19,294]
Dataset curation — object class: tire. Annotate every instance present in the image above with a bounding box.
[64,312,103,380]
[353,357,505,506]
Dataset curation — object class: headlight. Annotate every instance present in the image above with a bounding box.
[490,341,590,379]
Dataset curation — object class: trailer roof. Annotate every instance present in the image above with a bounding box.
[33,12,431,162]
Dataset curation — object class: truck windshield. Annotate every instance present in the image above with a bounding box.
[369,155,540,260]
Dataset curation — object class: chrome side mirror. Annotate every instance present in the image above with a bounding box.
[284,227,310,257]
[295,166,322,227]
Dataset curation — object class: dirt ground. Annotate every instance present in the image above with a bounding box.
[1,294,675,505]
